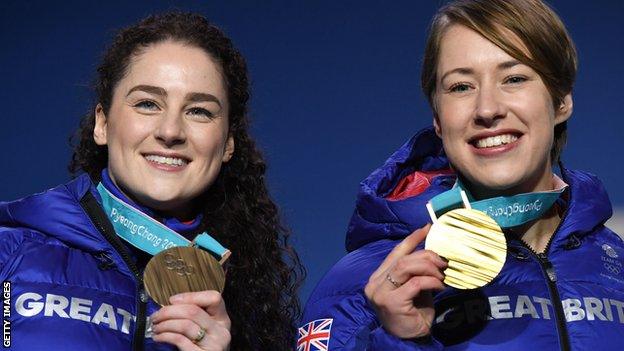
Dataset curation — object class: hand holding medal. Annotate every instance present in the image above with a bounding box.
[424,182,566,289]
[364,225,448,339]
[144,246,227,306]
[365,178,566,339]
[145,247,232,350]
[98,184,232,350]
[426,208,507,289]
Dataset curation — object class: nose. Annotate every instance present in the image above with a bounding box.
[474,83,506,126]
[154,110,186,147]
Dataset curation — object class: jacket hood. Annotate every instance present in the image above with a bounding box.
[0,174,112,253]
[345,126,613,252]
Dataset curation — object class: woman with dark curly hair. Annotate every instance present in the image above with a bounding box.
[0,12,303,351]
[301,0,623,350]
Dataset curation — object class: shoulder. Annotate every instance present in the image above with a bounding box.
[305,239,398,307]
[1,175,93,220]
[594,225,624,249]
[0,174,102,262]
[0,226,49,273]
[0,226,27,255]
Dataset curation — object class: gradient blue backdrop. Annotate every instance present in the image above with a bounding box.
[1,0,623,305]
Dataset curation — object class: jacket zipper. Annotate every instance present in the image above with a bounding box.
[80,191,147,351]
[513,201,571,351]
[520,246,570,351]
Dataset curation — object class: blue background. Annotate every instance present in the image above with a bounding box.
[1,0,623,305]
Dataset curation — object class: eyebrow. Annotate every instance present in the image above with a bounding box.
[126,85,167,97]
[186,92,222,108]
[440,60,523,83]
[126,85,222,107]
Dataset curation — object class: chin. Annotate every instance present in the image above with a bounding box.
[132,188,184,207]
[465,168,526,193]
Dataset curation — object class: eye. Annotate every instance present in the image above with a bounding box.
[134,100,160,111]
[187,107,214,119]
[504,76,528,84]
[448,83,472,93]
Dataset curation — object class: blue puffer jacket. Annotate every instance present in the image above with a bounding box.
[0,174,176,351]
[300,127,624,351]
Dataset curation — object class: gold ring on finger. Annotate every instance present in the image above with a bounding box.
[193,326,207,344]
[386,273,403,288]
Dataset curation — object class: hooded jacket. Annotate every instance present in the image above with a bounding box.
[300,127,624,351]
[0,174,177,351]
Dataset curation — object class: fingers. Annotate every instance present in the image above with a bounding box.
[368,249,446,298]
[152,318,210,344]
[366,251,447,304]
[152,332,198,351]
[373,224,431,279]
[393,275,446,300]
[169,291,230,325]
[150,291,231,350]
[389,250,447,284]
[152,304,214,332]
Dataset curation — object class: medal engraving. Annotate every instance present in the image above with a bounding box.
[144,246,226,306]
[425,208,507,290]
[164,253,196,276]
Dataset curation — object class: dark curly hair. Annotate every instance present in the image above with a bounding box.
[68,12,305,350]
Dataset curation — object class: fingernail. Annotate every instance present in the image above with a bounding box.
[170,294,183,303]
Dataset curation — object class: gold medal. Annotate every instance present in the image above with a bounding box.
[425,208,507,289]
[143,246,226,306]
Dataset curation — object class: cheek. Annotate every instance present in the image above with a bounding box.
[108,117,151,149]
[436,98,468,132]
[189,129,228,161]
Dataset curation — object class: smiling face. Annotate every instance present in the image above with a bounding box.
[94,40,234,218]
[433,25,572,198]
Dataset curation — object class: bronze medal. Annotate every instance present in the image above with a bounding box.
[425,208,507,289]
[143,246,226,306]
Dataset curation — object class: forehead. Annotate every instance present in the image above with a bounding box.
[118,40,227,99]
[437,24,530,74]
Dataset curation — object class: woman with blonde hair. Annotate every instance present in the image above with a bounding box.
[300,0,623,350]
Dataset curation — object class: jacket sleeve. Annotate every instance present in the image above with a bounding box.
[300,288,443,350]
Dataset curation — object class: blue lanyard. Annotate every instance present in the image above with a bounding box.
[427,179,566,228]
[97,183,230,263]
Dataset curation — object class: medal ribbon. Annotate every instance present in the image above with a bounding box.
[427,178,567,228]
[97,183,230,263]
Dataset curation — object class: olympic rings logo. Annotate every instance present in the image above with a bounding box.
[604,262,621,275]
[602,244,619,259]
[164,253,195,276]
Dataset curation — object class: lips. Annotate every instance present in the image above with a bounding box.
[142,153,191,168]
[474,134,518,149]
[466,130,523,157]
[469,130,523,149]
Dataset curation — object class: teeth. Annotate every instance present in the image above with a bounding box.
[475,134,518,149]
[144,155,188,166]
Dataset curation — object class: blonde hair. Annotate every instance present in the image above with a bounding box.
[421,0,577,162]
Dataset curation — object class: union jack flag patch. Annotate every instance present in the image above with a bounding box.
[297,318,333,351]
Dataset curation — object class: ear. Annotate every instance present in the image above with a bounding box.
[222,134,235,163]
[93,104,108,146]
[433,114,442,137]
[555,93,573,125]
